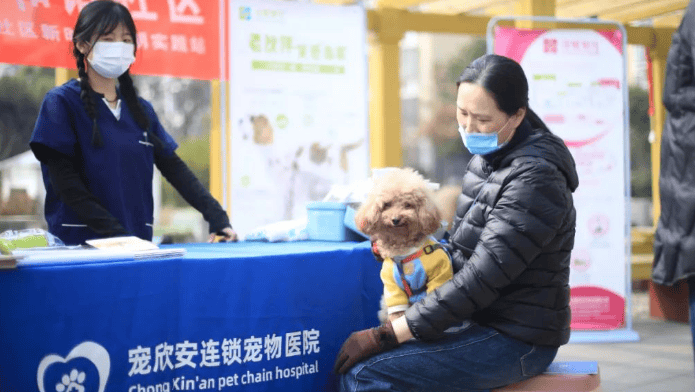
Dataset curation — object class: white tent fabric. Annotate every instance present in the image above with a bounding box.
[0,150,42,201]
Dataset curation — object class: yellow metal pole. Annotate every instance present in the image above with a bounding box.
[649,56,665,227]
[630,25,675,282]
[515,0,556,28]
[515,0,556,17]
[55,68,78,86]
[368,8,405,169]
[225,81,233,212]
[210,80,223,203]
[375,0,438,8]
[649,26,675,226]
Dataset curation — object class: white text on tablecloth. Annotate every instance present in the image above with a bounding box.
[128,329,320,375]
[126,329,321,391]
[127,360,320,391]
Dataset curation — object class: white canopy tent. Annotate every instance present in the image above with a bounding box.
[0,150,43,203]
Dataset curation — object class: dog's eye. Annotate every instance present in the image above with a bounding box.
[383,202,392,209]
[404,203,413,209]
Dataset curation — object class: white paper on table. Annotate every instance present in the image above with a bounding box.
[13,247,186,265]
[85,236,160,251]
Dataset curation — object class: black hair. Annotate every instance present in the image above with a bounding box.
[456,54,550,132]
[72,0,150,147]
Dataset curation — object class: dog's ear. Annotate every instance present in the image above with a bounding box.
[355,195,381,235]
[418,191,442,235]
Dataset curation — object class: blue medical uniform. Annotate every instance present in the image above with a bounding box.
[30,79,178,245]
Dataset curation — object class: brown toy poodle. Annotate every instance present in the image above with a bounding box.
[355,168,453,322]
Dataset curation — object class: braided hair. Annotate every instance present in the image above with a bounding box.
[72,0,151,147]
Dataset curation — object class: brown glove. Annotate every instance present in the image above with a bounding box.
[334,321,400,374]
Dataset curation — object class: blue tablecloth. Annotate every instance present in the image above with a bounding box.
[0,241,382,392]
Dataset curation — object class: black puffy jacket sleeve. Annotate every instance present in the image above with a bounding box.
[404,159,574,340]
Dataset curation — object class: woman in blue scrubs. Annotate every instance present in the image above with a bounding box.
[30,0,236,246]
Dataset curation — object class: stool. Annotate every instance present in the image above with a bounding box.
[492,361,601,392]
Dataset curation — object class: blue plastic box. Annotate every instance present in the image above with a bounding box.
[306,201,348,241]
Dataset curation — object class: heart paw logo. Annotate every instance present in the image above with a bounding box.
[37,342,110,392]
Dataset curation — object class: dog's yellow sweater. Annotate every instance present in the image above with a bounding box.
[381,237,453,315]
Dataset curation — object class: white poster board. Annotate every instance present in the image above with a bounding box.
[489,18,638,342]
[228,0,369,237]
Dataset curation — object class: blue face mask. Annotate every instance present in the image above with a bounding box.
[458,116,514,155]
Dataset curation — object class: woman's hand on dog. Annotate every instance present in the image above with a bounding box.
[392,315,414,342]
[334,321,399,374]
[388,311,405,322]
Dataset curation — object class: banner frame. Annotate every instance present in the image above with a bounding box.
[487,16,639,344]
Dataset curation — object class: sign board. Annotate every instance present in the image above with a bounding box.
[489,18,638,342]
[227,0,369,237]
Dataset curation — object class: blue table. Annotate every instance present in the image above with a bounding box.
[0,241,382,392]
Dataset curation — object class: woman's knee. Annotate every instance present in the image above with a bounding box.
[339,361,373,392]
[339,368,357,392]
[339,358,403,392]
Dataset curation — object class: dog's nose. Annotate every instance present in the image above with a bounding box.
[392,217,401,225]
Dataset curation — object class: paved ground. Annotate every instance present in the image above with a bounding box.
[555,291,694,392]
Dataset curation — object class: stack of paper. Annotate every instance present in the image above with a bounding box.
[86,236,186,260]
[10,237,186,266]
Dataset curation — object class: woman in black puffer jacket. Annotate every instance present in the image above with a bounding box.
[335,54,578,392]
[653,0,695,373]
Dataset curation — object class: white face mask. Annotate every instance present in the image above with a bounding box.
[87,41,135,79]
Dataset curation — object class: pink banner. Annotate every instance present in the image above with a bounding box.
[494,26,623,65]
[570,286,625,330]
[495,25,629,332]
